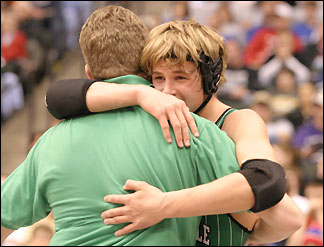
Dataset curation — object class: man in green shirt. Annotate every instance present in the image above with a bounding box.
[1,5,243,246]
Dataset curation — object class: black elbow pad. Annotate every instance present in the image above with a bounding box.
[45,79,98,119]
[238,159,286,213]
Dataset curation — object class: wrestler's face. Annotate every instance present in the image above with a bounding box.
[152,59,206,112]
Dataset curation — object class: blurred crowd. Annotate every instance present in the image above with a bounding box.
[1,1,323,246]
[1,1,95,124]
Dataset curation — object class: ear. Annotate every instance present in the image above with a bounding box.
[85,64,94,79]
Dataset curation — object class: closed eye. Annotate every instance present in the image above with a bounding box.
[153,76,164,80]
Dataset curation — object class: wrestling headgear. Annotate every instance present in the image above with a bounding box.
[193,51,223,114]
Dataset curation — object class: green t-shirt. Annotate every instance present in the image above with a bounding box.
[1,75,240,246]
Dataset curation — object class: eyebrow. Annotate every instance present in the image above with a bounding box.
[152,70,188,74]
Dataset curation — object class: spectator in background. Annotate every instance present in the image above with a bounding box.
[286,81,316,130]
[1,10,28,71]
[217,37,255,109]
[1,10,26,123]
[244,2,303,70]
[187,1,220,25]
[283,167,308,247]
[249,90,295,146]
[292,89,323,195]
[266,68,300,119]
[208,2,246,45]
[286,178,323,246]
[292,1,323,46]
[223,1,257,38]
[15,1,66,79]
[162,1,190,23]
[297,21,323,85]
[301,179,323,246]
[258,30,311,88]
[1,70,25,124]
[244,1,279,43]
[1,1,60,97]
[272,143,296,171]
[59,1,94,51]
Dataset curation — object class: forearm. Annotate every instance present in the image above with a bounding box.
[46,79,149,119]
[86,82,146,112]
[249,194,304,244]
[249,219,292,245]
[163,173,255,218]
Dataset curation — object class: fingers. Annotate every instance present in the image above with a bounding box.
[101,207,125,219]
[154,99,199,148]
[176,108,197,147]
[123,179,147,191]
[168,111,184,148]
[184,110,199,138]
[104,194,130,204]
[114,223,140,237]
[168,104,198,148]
[103,216,130,225]
[158,117,172,144]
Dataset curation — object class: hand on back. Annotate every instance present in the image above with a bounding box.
[138,86,199,148]
[102,180,166,236]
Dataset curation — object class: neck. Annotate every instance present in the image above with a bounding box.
[198,96,229,123]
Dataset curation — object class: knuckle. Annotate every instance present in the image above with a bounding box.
[173,103,181,109]
[159,108,167,115]
[132,222,140,228]
[124,208,131,214]
[179,119,187,125]
[173,123,181,129]
[179,101,185,108]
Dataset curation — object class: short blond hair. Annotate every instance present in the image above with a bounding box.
[141,19,227,86]
[79,5,149,79]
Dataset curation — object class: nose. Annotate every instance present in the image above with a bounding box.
[162,79,176,96]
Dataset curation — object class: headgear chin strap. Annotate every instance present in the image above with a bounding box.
[193,93,214,115]
[194,52,223,114]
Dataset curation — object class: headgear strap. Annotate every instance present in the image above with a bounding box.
[194,51,223,114]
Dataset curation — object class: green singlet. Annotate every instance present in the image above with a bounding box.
[196,107,253,246]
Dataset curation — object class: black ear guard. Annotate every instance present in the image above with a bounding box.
[199,52,223,95]
[193,52,223,114]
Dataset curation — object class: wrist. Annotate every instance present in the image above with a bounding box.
[135,84,148,107]
[160,191,180,219]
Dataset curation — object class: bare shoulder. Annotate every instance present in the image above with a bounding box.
[222,108,268,141]
[225,108,265,128]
